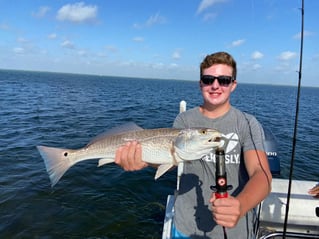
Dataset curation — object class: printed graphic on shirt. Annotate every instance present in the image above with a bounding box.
[201,132,240,164]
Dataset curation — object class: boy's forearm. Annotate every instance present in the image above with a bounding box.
[236,170,272,217]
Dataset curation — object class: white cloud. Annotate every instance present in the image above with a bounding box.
[197,0,227,14]
[0,23,10,30]
[252,63,261,70]
[77,50,88,57]
[13,47,25,54]
[61,40,75,49]
[251,51,264,60]
[32,6,50,18]
[172,50,181,60]
[202,13,218,21]
[274,62,291,72]
[146,12,166,26]
[278,51,297,60]
[150,62,165,70]
[17,37,28,43]
[169,63,178,69]
[57,2,97,23]
[293,30,315,39]
[133,12,166,29]
[230,39,245,47]
[48,33,57,39]
[105,45,118,53]
[133,37,144,42]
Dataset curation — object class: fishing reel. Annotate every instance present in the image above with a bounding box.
[210,147,233,198]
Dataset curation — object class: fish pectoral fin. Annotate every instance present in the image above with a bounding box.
[98,158,115,167]
[155,164,174,180]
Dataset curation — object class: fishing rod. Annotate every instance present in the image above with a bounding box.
[211,148,233,239]
[282,0,304,238]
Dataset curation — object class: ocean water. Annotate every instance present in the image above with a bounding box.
[0,69,318,238]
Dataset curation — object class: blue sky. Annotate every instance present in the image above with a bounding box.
[0,0,318,86]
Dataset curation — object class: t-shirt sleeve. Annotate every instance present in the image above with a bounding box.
[173,114,186,129]
[242,115,266,152]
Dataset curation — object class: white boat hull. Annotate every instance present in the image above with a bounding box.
[257,178,319,237]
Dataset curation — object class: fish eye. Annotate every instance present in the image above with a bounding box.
[201,129,207,134]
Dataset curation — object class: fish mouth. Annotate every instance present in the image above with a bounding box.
[213,135,229,148]
[209,136,222,142]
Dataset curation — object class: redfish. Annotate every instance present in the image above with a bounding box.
[37,123,221,187]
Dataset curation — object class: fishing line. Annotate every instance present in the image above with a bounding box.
[241,111,272,238]
[283,0,304,238]
[242,112,272,189]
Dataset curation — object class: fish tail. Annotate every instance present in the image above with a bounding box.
[37,145,73,187]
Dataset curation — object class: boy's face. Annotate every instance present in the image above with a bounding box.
[200,64,237,109]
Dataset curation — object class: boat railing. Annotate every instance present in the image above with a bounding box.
[259,231,319,239]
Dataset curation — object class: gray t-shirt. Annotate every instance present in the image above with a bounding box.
[173,106,265,239]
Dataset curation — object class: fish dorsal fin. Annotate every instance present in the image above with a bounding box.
[103,122,143,135]
[88,122,144,145]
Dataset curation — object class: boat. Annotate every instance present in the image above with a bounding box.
[162,1,319,238]
[257,179,319,238]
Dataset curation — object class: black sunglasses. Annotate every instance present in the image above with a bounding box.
[201,75,234,86]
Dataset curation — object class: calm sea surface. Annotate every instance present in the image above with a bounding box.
[1,70,318,238]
